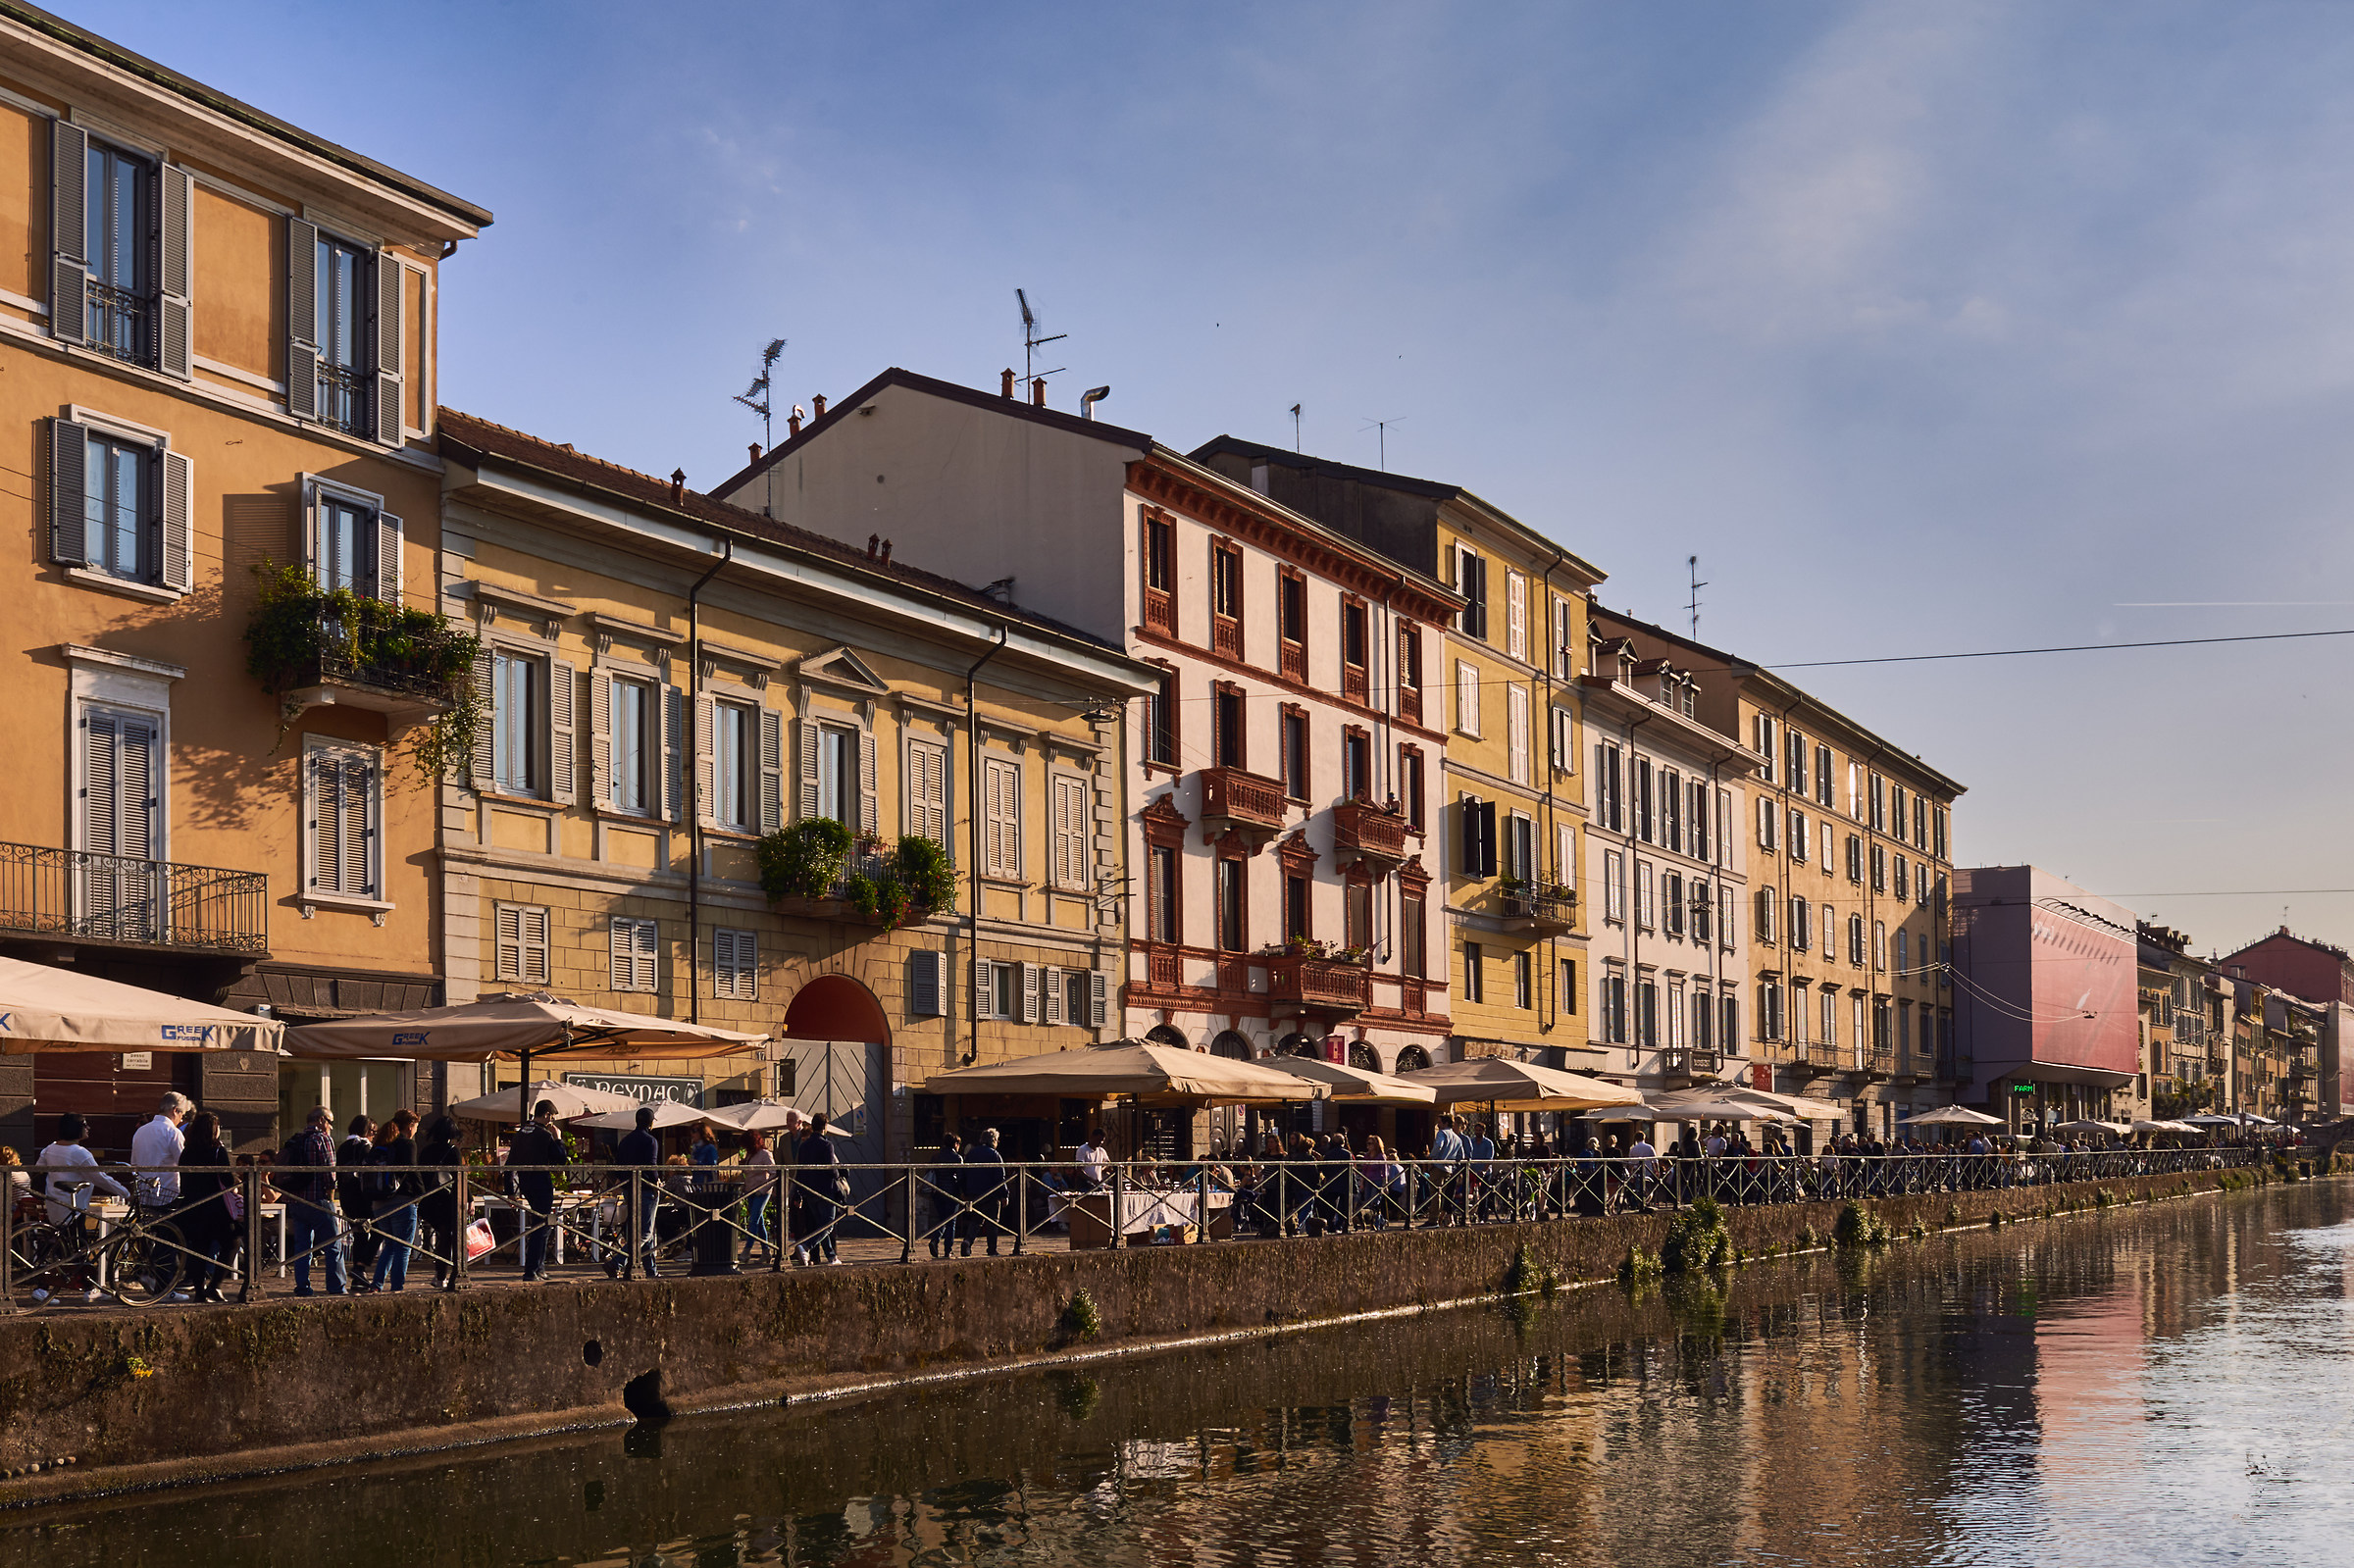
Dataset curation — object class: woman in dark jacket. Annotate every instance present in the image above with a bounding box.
[336,1114,378,1278]
[369,1109,422,1292]
[417,1114,464,1290]
[793,1116,843,1265]
[178,1112,237,1303]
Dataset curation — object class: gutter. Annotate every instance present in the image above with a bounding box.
[962,627,1010,1063]
[684,539,735,1025]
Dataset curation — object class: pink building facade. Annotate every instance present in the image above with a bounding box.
[1951,866,2141,1130]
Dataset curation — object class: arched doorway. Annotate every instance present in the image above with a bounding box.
[1208,1031,1252,1059]
[1394,1044,1432,1072]
[1275,1032,1319,1058]
[1147,1024,1192,1049]
[1348,1041,1379,1071]
[780,975,891,1181]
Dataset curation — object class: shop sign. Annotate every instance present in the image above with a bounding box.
[564,1072,703,1106]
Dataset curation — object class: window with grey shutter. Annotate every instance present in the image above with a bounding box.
[692,694,715,826]
[305,743,380,898]
[665,684,689,821]
[859,730,879,837]
[906,738,947,849]
[907,949,944,1017]
[49,119,87,347]
[373,255,404,445]
[47,416,88,566]
[373,510,402,603]
[161,449,193,593]
[713,928,757,1001]
[158,165,192,379]
[547,659,578,805]
[1019,961,1041,1024]
[588,669,614,806]
[1090,970,1108,1029]
[1043,965,1064,1025]
[797,719,821,821]
[469,648,496,787]
[758,709,784,833]
[285,218,319,421]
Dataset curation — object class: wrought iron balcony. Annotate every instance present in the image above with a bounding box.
[1331,799,1408,874]
[1266,952,1370,1022]
[1789,1041,1842,1080]
[1499,884,1575,934]
[1196,766,1288,853]
[0,840,268,955]
[1855,1047,1895,1082]
[282,606,467,718]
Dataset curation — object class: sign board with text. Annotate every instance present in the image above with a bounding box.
[563,1073,703,1107]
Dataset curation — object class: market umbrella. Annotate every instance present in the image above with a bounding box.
[2182,1114,2240,1129]
[1651,1096,1794,1124]
[920,1041,1328,1107]
[447,1080,642,1124]
[1267,1056,1438,1104]
[1708,1084,1847,1122]
[571,1098,708,1132]
[2052,1119,2130,1137]
[705,1099,851,1135]
[1573,1103,1661,1120]
[2131,1119,2201,1136]
[0,954,279,1054]
[1896,1105,2005,1128]
[1397,1056,1644,1112]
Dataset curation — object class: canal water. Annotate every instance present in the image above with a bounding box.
[12,1182,2353,1566]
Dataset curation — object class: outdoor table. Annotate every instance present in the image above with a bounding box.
[1064,1187,1233,1249]
[473,1189,601,1266]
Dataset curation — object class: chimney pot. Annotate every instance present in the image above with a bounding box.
[668,468,686,505]
[748,442,762,464]
[1001,369,1016,398]
[880,538,893,563]
[1031,377,1047,407]
[787,411,803,436]
[812,393,828,418]
[867,533,880,558]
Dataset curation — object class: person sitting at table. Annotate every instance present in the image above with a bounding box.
[33,1113,130,1303]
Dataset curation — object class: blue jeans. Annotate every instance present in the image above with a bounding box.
[286,1200,346,1294]
[372,1203,418,1290]
[744,1193,771,1253]
[518,1189,554,1276]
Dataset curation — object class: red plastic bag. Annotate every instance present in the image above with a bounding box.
[464,1219,495,1261]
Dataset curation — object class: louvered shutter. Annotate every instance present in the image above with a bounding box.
[1019,962,1041,1024]
[588,671,614,806]
[49,417,88,566]
[758,709,784,833]
[711,929,736,998]
[1507,685,1528,785]
[908,740,947,848]
[285,218,319,421]
[664,685,689,821]
[547,659,578,805]
[153,449,192,593]
[374,254,404,445]
[1090,971,1108,1029]
[469,650,495,786]
[609,920,631,991]
[859,730,879,836]
[797,719,820,820]
[522,907,549,984]
[373,510,401,604]
[305,749,332,893]
[1507,571,1527,661]
[116,716,157,932]
[83,709,119,857]
[907,950,943,1018]
[344,752,375,895]
[49,119,86,348]
[158,165,193,379]
[692,695,714,826]
[632,920,656,991]
[496,905,523,981]
[1043,966,1064,1025]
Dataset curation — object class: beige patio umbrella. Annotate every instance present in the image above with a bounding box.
[1896,1105,2005,1128]
[1649,1096,1795,1124]
[1267,1056,1438,1104]
[1697,1083,1846,1121]
[568,1097,709,1132]
[1397,1056,1643,1112]
[704,1099,850,1136]
[0,954,279,1054]
[448,1079,644,1123]
[920,1041,1327,1107]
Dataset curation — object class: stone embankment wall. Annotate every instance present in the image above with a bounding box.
[0,1162,2328,1506]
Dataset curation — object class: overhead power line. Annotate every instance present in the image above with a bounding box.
[1766,627,2354,670]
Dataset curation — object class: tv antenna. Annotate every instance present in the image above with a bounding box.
[1687,554,1708,637]
[1016,288,1066,384]
[1358,415,1404,471]
[733,337,786,448]
[1290,403,1303,452]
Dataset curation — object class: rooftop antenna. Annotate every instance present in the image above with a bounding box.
[1290,403,1303,452]
[1015,288,1066,385]
[1358,415,1404,471]
[733,337,786,448]
[1686,554,1708,637]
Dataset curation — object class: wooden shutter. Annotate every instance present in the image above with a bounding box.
[285,218,319,421]
[1507,685,1528,785]
[469,649,495,786]
[522,907,549,984]
[496,904,522,981]
[758,709,784,833]
[547,658,578,805]
[664,685,689,822]
[609,919,632,991]
[859,729,879,836]
[1019,961,1041,1024]
[157,449,193,593]
[1090,971,1108,1028]
[345,751,376,895]
[1507,571,1527,661]
[797,719,821,820]
[907,950,943,1018]
[158,164,193,379]
[985,758,1019,879]
[692,695,714,826]
[588,671,614,806]
[48,416,88,566]
[49,119,86,348]
[908,739,947,848]
[634,918,657,991]
[373,510,402,604]
[373,254,404,445]
[1043,965,1064,1025]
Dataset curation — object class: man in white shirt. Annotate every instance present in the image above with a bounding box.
[129,1091,191,1210]
[1075,1130,1111,1190]
[1626,1132,1658,1211]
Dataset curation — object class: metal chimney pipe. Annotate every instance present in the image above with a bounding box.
[1080,385,1111,421]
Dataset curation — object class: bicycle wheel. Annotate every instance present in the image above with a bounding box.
[108,1222,184,1306]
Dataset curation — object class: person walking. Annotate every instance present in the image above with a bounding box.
[275,1106,345,1296]
[506,1100,569,1281]
[961,1127,1008,1256]
[369,1110,422,1292]
[742,1130,778,1266]
[927,1132,965,1258]
[1429,1115,1467,1224]
[336,1114,379,1282]
[417,1113,465,1290]
[177,1111,236,1302]
[610,1105,663,1279]
[1626,1128,1658,1214]
[794,1114,844,1265]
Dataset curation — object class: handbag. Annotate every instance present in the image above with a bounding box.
[464,1218,495,1261]
[224,1189,246,1222]
[831,1171,852,1202]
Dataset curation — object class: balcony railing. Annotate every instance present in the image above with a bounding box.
[1266,953,1371,1019]
[1211,615,1242,660]
[1500,885,1575,934]
[1342,661,1368,704]
[296,607,467,710]
[1197,766,1288,852]
[1143,585,1175,636]
[1279,637,1305,683]
[1331,800,1408,873]
[0,840,269,955]
[1398,682,1421,727]
[1857,1047,1894,1081]
[1789,1041,1841,1078]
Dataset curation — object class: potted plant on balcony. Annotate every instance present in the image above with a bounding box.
[757,817,853,901]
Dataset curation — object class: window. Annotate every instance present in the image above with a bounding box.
[1505,813,1536,884]
[1662,770,1682,854]
[1346,880,1372,951]
[714,928,758,1001]
[976,960,1022,1022]
[1870,844,1887,892]
[1051,774,1090,889]
[492,650,543,794]
[1635,859,1655,930]
[1634,758,1654,843]
[1397,623,1423,721]
[314,231,373,433]
[1549,706,1576,774]
[1720,993,1740,1052]
[1869,773,1887,832]
[1596,743,1623,833]
[984,757,1023,880]
[1455,546,1488,639]
[1284,873,1311,941]
[1690,781,1712,860]
[1849,913,1866,967]
[1460,796,1498,877]
[1149,844,1180,941]
[1664,871,1685,936]
[1637,977,1659,1046]
[1787,809,1808,862]
[1456,661,1480,736]
[494,904,550,985]
[1402,892,1427,979]
[1756,888,1776,943]
[815,722,860,830]
[611,917,659,992]
[1888,784,1909,844]
[1919,871,1933,910]
[1342,601,1368,701]
[1933,806,1949,861]
[1892,854,1910,901]
[1507,685,1530,785]
[79,428,152,583]
[1873,920,1887,971]
[906,737,948,847]
[1343,731,1371,800]
[1145,516,1175,593]
[1790,894,1810,952]
[907,950,946,1017]
[1216,856,1247,951]
[1463,942,1484,1003]
[1846,834,1863,883]
[1815,745,1834,806]
[1691,879,1713,943]
[1506,571,1528,661]
[1144,671,1178,766]
[609,678,656,814]
[303,741,381,900]
[77,703,162,878]
[1667,981,1687,1047]
[1279,573,1306,651]
[72,138,178,369]
[1600,970,1626,1042]
[1060,969,1096,1028]
[1212,542,1242,618]
[1692,986,1714,1051]
[1402,747,1425,829]
[1213,686,1245,768]
[1756,795,1777,851]
[1819,818,1835,870]
[1551,593,1574,678]
[1753,715,1776,784]
[1785,731,1808,796]
[1820,988,1837,1047]
[1558,823,1576,891]
[1603,850,1625,923]
[713,700,755,831]
[1718,884,1736,949]
[1820,901,1837,955]
[1896,930,1910,978]
[1758,982,1783,1042]
[1560,957,1577,1014]
[1915,796,1929,851]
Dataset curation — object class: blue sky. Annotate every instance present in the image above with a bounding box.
[80,0,2354,952]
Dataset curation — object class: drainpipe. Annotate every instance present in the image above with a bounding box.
[1536,548,1567,1036]
[962,626,1011,1062]
[685,537,736,1025]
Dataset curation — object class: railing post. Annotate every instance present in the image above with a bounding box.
[1275,1163,1286,1238]
[1346,1157,1357,1234]
[453,1163,471,1290]
[1013,1166,1028,1255]
[1,1166,13,1313]
[240,1166,262,1302]
[1110,1164,1125,1250]
[1198,1166,1210,1244]
[900,1167,916,1265]
[624,1168,640,1281]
